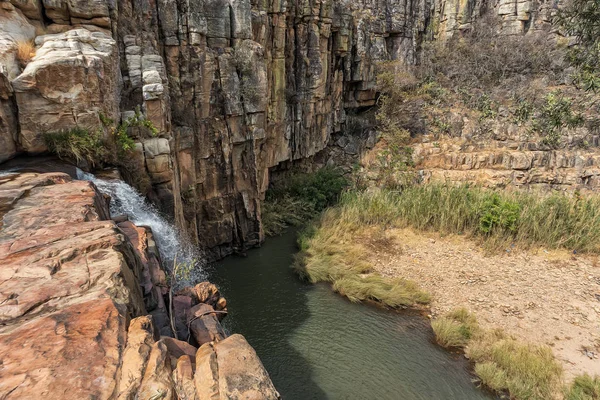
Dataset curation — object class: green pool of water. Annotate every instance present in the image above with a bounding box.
[209,231,493,400]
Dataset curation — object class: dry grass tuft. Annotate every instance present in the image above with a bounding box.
[432,307,479,348]
[15,40,36,67]
[294,193,430,308]
[468,330,563,399]
[432,309,564,399]
[565,374,600,400]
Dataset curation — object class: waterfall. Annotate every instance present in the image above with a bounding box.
[76,169,205,283]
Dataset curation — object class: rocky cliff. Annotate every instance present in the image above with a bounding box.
[0,170,279,399]
[0,0,556,258]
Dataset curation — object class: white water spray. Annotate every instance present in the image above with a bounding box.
[77,169,205,281]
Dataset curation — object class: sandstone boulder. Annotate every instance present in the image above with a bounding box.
[188,303,227,346]
[195,334,280,400]
[12,28,119,153]
[117,316,158,400]
[0,173,145,399]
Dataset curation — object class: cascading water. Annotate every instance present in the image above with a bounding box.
[76,169,205,283]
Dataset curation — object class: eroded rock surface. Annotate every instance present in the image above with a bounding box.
[0,172,277,399]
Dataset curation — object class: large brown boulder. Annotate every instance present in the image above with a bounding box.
[11,28,119,153]
[117,316,158,400]
[187,303,227,346]
[195,334,280,400]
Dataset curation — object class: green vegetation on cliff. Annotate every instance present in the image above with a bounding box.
[558,0,600,91]
[44,111,159,193]
[262,167,348,236]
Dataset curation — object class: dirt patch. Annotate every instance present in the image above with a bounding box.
[368,228,600,381]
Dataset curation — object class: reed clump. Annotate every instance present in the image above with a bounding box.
[432,308,563,399]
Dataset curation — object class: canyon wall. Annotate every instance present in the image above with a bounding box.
[0,0,556,258]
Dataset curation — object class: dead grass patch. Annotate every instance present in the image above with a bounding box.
[15,40,35,67]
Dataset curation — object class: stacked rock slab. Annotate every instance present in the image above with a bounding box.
[0,171,278,399]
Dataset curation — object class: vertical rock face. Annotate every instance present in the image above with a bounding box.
[0,0,555,258]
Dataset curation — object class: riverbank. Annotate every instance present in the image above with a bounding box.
[294,186,600,399]
[371,228,600,381]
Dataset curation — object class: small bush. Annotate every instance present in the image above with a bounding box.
[478,194,521,235]
[533,92,585,148]
[514,98,534,124]
[566,374,600,400]
[15,40,35,67]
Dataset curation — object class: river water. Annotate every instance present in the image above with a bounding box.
[209,231,493,400]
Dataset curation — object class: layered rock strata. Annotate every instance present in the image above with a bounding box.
[0,0,560,258]
[414,133,600,191]
[0,171,278,399]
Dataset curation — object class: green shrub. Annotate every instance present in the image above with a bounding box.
[262,167,348,235]
[514,98,534,124]
[45,110,158,193]
[533,92,585,148]
[566,374,600,400]
[475,94,498,120]
[478,194,521,234]
[558,0,600,91]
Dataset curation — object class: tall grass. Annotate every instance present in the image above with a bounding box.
[433,309,564,399]
[44,127,106,167]
[309,185,600,254]
[565,374,600,400]
[294,189,430,307]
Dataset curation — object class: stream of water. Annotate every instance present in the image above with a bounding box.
[209,231,494,400]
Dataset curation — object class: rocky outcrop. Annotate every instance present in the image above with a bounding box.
[0,171,278,399]
[0,0,560,258]
[12,28,120,153]
[413,124,600,191]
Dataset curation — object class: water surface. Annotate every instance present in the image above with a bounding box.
[209,231,493,400]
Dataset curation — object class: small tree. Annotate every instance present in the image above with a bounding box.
[558,0,600,91]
